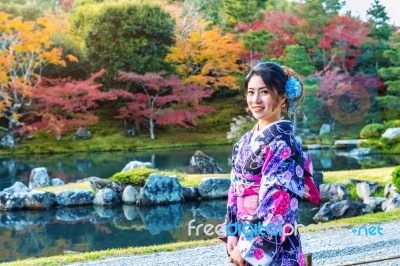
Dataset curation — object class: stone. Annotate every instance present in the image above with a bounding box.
[0,192,26,211]
[384,183,399,198]
[312,172,324,191]
[29,167,50,189]
[319,183,349,202]
[25,191,55,210]
[71,127,92,141]
[55,189,94,207]
[382,196,400,212]
[319,124,331,135]
[189,150,225,174]
[182,186,201,201]
[382,127,400,140]
[137,174,184,206]
[356,182,382,200]
[121,161,153,172]
[2,182,31,194]
[122,185,139,204]
[363,197,387,212]
[89,179,124,193]
[0,133,14,149]
[93,188,121,206]
[313,199,366,222]
[50,178,65,186]
[333,139,361,149]
[198,178,231,199]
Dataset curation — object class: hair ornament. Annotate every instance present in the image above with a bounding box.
[285,76,301,113]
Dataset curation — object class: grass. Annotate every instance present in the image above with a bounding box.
[0,239,220,266]
[0,97,245,155]
[34,182,93,194]
[322,166,395,185]
[180,173,230,186]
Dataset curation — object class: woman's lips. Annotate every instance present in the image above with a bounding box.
[252,107,264,112]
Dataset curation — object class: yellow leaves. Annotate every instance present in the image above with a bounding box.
[67,54,79,63]
[11,113,21,121]
[166,22,244,91]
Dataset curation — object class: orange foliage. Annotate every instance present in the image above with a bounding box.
[0,12,68,138]
[163,1,244,91]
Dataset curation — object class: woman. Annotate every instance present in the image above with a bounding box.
[224,62,320,266]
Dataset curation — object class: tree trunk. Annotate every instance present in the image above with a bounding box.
[149,119,155,139]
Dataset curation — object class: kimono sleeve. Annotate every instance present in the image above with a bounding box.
[224,169,238,237]
[237,141,304,265]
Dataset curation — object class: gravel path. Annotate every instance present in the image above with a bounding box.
[69,221,400,266]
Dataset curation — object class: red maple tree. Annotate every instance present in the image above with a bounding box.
[25,69,131,139]
[114,71,214,139]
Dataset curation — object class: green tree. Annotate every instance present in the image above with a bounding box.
[357,0,393,74]
[0,0,61,20]
[240,30,272,66]
[274,45,315,76]
[379,32,400,96]
[222,0,267,28]
[71,1,175,86]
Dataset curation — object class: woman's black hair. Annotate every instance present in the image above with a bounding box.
[244,62,303,113]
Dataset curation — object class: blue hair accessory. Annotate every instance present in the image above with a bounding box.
[285,76,301,113]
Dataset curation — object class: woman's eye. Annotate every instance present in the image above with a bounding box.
[261,90,269,94]
[248,91,254,95]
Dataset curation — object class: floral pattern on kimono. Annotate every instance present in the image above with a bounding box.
[224,120,320,266]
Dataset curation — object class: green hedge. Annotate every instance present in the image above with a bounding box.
[110,168,156,186]
[392,165,400,192]
[360,123,385,138]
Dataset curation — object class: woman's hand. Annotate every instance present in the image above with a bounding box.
[229,246,246,266]
[226,236,238,254]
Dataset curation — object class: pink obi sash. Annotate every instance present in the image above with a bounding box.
[231,172,261,217]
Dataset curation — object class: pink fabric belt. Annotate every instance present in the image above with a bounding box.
[232,172,261,217]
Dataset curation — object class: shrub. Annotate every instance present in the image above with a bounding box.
[359,123,385,138]
[384,119,400,130]
[392,165,400,192]
[110,168,156,186]
[372,186,385,197]
[347,183,360,201]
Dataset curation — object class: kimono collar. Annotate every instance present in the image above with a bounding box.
[252,120,294,143]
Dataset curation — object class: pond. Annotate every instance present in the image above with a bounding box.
[0,146,399,262]
[0,145,399,191]
[0,199,318,262]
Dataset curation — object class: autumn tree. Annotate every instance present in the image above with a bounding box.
[165,3,244,92]
[317,70,381,128]
[236,11,299,61]
[319,15,371,71]
[0,12,68,148]
[27,69,131,140]
[71,1,175,86]
[115,72,214,139]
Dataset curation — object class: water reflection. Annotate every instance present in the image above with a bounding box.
[0,200,317,262]
[0,146,399,190]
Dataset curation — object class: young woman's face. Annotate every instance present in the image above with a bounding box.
[247,75,283,128]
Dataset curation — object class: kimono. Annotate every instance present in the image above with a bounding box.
[225,120,320,266]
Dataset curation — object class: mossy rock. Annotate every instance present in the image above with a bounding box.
[360,123,385,139]
[110,168,156,187]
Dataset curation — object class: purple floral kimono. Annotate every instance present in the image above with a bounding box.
[225,120,320,266]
